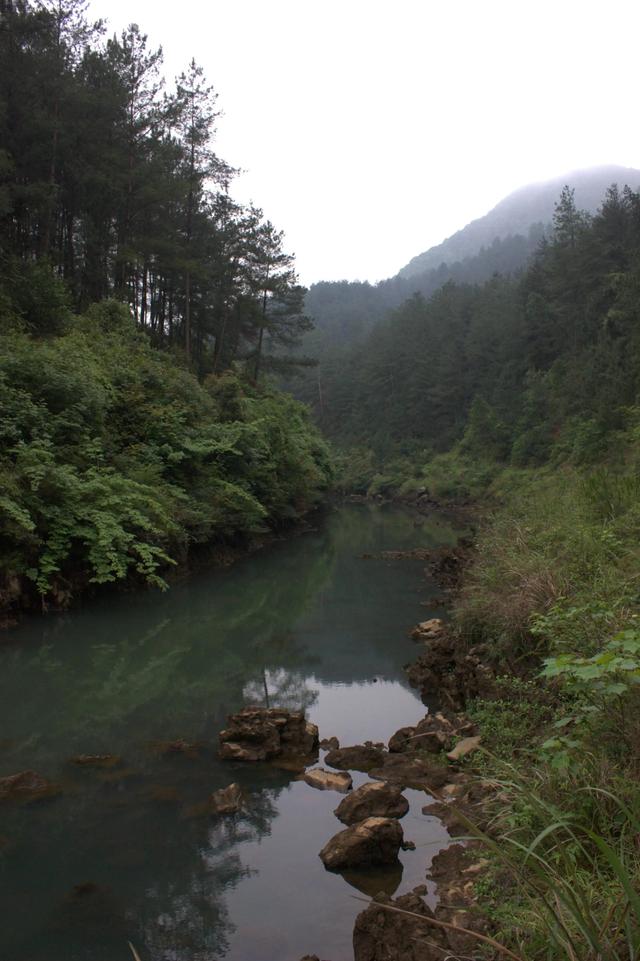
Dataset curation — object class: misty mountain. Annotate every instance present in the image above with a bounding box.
[398,164,640,280]
[299,166,640,356]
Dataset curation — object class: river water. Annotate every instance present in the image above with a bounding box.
[0,503,459,961]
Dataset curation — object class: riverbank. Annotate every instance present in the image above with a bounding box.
[358,463,640,961]
[0,509,326,633]
[0,307,332,628]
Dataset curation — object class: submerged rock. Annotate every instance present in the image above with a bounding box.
[334,781,408,825]
[303,768,353,792]
[319,817,403,870]
[148,739,201,760]
[369,753,450,791]
[0,770,60,803]
[209,782,243,814]
[353,891,446,961]
[324,744,385,773]
[71,754,122,768]
[219,707,319,762]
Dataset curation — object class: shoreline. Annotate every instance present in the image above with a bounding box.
[301,530,496,961]
[0,506,328,633]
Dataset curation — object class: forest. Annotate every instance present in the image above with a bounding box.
[308,183,640,491]
[0,0,331,616]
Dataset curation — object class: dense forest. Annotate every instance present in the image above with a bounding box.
[0,0,331,616]
[305,183,640,491]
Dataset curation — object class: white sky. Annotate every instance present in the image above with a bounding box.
[88,0,640,285]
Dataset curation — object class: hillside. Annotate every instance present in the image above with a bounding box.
[398,164,640,279]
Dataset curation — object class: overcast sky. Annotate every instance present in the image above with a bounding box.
[87,0,640,286]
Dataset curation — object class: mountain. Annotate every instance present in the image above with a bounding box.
[398,165,640,280]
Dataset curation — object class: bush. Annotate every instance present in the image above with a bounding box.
[0,308,332,608]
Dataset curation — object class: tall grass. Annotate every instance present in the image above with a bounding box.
[454,468,640,662]
[464,771,640,961]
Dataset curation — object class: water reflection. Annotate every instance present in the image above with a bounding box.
[0,505,459,961]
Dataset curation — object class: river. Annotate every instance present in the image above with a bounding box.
[0,503,460,961]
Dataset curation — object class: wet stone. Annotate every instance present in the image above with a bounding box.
[334,781,409,825]
[319,817,403,870]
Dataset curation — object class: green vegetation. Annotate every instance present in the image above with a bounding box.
[310,183,640,471]
[0,1,313,376]
[0,1,331,615]
[0,299,330,613]
[451,464,640,960]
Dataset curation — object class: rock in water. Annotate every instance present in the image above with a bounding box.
[410,618,445,641]
[368,753,450,791]
[0,770,59,803]
[303,768,353,792]
[319,817,403,870]
[353,891,447,961]
[209,782,243,814]
[71,754,122,768]
[324,744,385,772]
[219,707,319,761]
[334,781,409,825]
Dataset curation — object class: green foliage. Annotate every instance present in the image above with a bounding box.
[471,774,640,961]
[468,676,558,763]
[0,308,331,609]
[581,468,640,520]
[1,258,71,336]
[295,182,640,485]
[460,396,511,460]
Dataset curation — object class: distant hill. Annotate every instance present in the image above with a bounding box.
[398,165,640,280]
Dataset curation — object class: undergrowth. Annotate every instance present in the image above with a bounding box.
[453,452,640,961]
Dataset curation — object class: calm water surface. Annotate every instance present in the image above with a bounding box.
[0,504,459,961]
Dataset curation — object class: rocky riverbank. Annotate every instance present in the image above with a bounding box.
[214,529,501,961]
[299,537,500,961]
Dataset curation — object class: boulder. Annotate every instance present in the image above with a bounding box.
[303,768,352,792]
[388,712,459,755]
[319,817,403,870]
[334,781,409,825]
[353,891,447,961]
[0,770,59,803]
[324,744,385,773]
[209,782,243,815]
[219,708,319,762]
[319,736,340,751]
